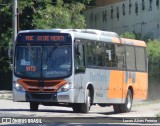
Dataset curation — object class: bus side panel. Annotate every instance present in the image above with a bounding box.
[73,73,86,103]
[74,69,111,103]
[133,72,148,100]
[107,70,125,101]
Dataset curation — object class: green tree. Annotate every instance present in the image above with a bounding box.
[0,0,12,72]
[147,39,160,99]
[33,0,86,29]
[147,40,160,79]
[0,0,88,89]
[147,40,160,63]
[57,0,96,7]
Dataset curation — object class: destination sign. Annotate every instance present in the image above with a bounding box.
[17,33,71,43]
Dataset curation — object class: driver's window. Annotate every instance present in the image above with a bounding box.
[74,41,85,67]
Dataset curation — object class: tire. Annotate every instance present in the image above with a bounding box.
[72,104,81,113]
[120,90,133,112]
[30,102,39,111]
[113,90,133,113]
[80,89,91,113]
[113,104,121,113]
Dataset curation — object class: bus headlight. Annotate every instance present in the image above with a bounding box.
[57,82,72,92]
[14,83,26,92]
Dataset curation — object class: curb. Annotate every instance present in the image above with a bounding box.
[0,90,12,100]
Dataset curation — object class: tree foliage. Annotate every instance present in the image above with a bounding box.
[147,40,160,79]
[120,32,136,39]
[0,0,92,73]
[0,0,94,89]
[33,0,86,29]
[147,39,160,63]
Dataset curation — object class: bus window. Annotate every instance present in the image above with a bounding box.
[96,42,105,67]
[86,41,96,66]
[135,47,146,71]
[75,43,85,67]
[15,46,42,77]
[105,44,117,68]
[115,44,126,69]
[126,46,136,70]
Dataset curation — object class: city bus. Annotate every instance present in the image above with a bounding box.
[13,29,148,113]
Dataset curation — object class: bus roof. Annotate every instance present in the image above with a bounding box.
[18,29,119,38]
[121,38,146,47]
[18,29,146,47]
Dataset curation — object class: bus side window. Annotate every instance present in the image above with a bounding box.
[96,42,105,67]
[126,45,136,70]
[115,44,126,69]
[105,44,116,68]
[86,41,96,66]
[75,43,85,67]
[135,47,146,71]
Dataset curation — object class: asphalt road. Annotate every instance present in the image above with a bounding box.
[0,99,160,125]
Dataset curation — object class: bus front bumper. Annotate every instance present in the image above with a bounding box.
[13,89,75,103]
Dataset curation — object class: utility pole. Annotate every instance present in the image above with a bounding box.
[10,0,18,60]
[13,0,18,42]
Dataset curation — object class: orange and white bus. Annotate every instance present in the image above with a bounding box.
[13,29,148,113]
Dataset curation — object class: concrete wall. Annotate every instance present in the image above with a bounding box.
[85,0,160,38]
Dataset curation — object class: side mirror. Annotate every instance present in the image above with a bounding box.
[75,66,86,73]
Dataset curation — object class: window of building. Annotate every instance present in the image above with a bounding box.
[126,46,136,70]
[135,47,146,71]
[149,0,153,11]
[117,7,119,20]
[129,0,132,15]
[142,0,145,10]
[111,6,113,19]
[122,4,125,16]
[135,2,138,15]
[102,10,107,22]
[156,0,159,9]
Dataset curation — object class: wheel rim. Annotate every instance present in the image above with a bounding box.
[87,91,91,110]
[127,93,131,109]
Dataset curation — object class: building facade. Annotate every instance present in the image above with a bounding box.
[96,0,125,6]
[85,0,160,38]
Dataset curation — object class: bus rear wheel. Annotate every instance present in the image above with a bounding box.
[30,102,39,111]
[113,90,133,113]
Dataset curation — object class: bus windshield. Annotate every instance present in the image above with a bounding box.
[15,45,72,79]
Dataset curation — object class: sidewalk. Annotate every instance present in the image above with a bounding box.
[0,90,12,100]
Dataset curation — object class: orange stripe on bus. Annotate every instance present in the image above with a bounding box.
[112,38,120,43]
[17,79,67,92]
[107,71,148,100]
[108,70,125,99]
[121,38,146,47]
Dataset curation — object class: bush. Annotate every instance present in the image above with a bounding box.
[147,39,160,79]
[120,32,136,39]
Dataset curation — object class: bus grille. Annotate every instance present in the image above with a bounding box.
[31,93,52,99]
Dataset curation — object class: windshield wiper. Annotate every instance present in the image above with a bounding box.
[27,43,35,59]
[45,45,58,64]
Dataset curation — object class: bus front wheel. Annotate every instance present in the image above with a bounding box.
[72,89,91,113]
[80,89,91,113]
[30,102,39,111]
